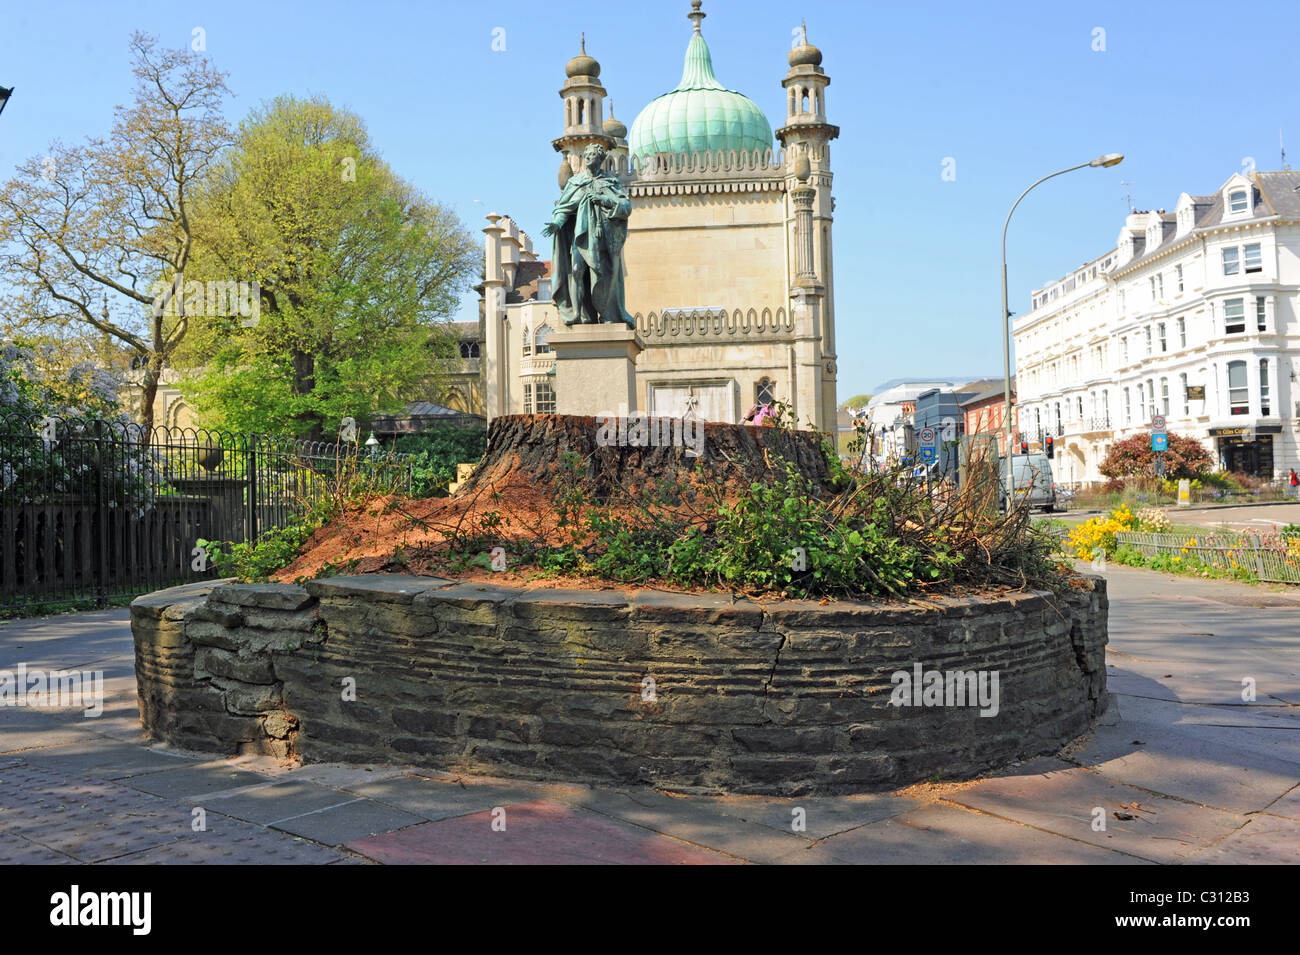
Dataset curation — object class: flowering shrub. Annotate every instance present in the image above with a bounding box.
[1099,431,1211,480]
[1,342,122,419]
[1135,507,1171,532]
[1066,506,1137,560]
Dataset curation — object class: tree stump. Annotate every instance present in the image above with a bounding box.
[456,414,835,504]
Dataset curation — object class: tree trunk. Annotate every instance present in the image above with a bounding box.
[291,348,321,440]
[138,357,160,442]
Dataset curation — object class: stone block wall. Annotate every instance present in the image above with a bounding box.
[131,573,1108,795]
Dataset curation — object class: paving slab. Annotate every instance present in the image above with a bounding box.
[706,792,923,840]
[269,798,424,845]
[0,768,190,863]
[344,773,548,822]
[0,834,78,864]
[944,757,1249,863]
[564,788,812,863]
[1115,694,1300,730]
[113,821,346,865]
[0,709,102,752]
[120,762,276,800]
[203,780,360,825]
[806,802,1153,865]
[348,799,739,865]
[1259,782,1300,821]
[1066,719,1300,811]
[1185,814,1300,864]
[13,738,197,778]
[260,762,417,788]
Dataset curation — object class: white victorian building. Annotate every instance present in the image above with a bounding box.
[1014,170,1300,486]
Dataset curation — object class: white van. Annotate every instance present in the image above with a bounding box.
[998,453,1056,513]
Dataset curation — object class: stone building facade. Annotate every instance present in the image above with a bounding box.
[471,2,840,431]
[1014,170,1300,485]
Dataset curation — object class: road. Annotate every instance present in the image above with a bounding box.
[1,565,1298,864]
[1056,499,1300,531]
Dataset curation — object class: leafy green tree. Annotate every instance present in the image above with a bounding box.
[842,394,873,410]
[177,95,478,438]
[0,33,232,431]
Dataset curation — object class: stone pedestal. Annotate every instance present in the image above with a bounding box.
[550,323,643,415]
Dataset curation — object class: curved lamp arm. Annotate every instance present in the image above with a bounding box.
[999,152,1122,497]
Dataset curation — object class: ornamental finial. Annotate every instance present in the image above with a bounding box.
[689,1,705,35]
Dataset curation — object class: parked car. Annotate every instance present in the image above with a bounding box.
[998,453,1057,513]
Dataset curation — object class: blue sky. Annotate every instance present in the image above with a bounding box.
[2,0,1297,398]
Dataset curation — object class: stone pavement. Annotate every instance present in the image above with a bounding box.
[1,565,1298,864]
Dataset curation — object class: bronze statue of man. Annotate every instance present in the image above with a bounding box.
[543,142,634,327]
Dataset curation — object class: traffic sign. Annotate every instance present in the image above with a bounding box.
[919,427,936,447]
[1151,415,1167,433]
[920,446,937,463]
[1152,433,1168,452]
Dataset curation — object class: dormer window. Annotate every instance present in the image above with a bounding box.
[1228,190,1248,214]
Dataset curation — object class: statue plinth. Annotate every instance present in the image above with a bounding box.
[550,324,643,415]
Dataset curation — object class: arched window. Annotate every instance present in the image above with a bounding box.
[522,326,532,357]
[800,90,810,113]
[577,99,585,125]
[533,324,554,354]
[755,378,776,405]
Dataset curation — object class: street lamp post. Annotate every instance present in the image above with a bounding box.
[1000,152,1123,507]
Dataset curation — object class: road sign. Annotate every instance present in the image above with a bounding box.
[1177,478,1191,507]
[920,446,937,463]
[919,427,936,447]
[1151,415,1167,433]
[1152,432,1168,452]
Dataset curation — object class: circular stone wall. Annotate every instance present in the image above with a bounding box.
[131,574,1108,795]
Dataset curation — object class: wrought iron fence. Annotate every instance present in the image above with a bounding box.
[0,414,414,609]
[1115,530,1300,584]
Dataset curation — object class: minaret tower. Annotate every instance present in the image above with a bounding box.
[552,35,614,188]
[776,23,840,430]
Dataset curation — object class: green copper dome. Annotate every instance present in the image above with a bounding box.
[628,19,773,162]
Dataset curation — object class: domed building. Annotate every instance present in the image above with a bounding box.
[474,1,840,431]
